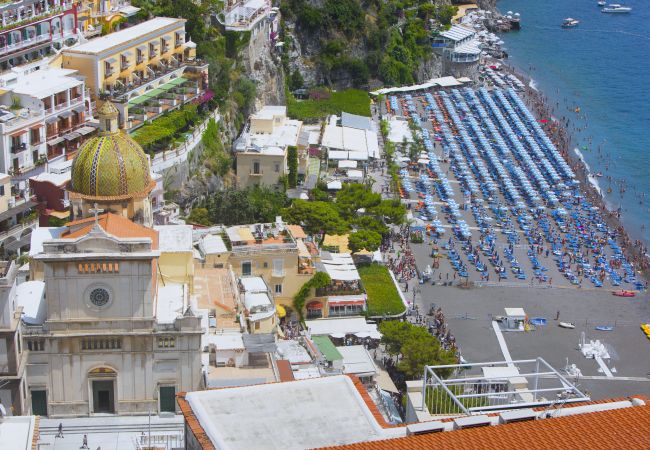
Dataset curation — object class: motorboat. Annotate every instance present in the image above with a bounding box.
[612,289,636,297]
[559,322,575,329]
[561,18,580,28]
[601,4,632,13]
[597,0,606,5]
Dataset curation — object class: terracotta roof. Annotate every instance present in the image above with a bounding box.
[62,213,159,249]
[324,396,650,450]
[276,359,295,382]
[287,224,307,239]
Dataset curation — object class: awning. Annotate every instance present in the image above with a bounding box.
[76,126,96,136]
[150,40,160,47]
[328,296,366,306]
[73,105,85,113]
[47,136,65,146]
[307,301,323,309]
[137,44,147,51]
[58,110,73,119]
[121,50,133,57]
[105,57,117,64]
[63,132,81,141]
[10,130,26,137]
[276,305,286,318]
[48,210,70,219]
[45,116,58,124]
[161,35,171,41]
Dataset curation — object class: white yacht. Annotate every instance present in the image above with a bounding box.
[601,4,632,13]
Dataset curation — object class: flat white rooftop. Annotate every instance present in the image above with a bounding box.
[154,225,193,253]
[156,282,187,324]
[0,416,38,450]
[65,17,184,55]
[184,375,404,450]
[10,68,83,99]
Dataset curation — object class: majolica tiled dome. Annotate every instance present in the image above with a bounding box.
[70,101,152,200]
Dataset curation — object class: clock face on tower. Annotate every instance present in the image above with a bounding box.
[90,287,110,307]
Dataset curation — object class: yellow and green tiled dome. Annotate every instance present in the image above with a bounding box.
[70,102,152,199]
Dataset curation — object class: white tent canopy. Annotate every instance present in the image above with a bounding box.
[321,253,360,281]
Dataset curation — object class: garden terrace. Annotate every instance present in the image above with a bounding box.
[358,263,405,317]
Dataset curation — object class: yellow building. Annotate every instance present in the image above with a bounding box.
[234,106,302,189]
[225,221,315,307]
[61,17,208,129]
[77,0,142,37]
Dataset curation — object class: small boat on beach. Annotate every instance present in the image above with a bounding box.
[602,4,632,13]
[561,18,580,28]
[612,289,636,297]
[559,322,576,329]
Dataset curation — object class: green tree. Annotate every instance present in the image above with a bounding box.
[289,69,305,92]
[379,321,413,358]
[352,215,389,235]
[348,230,382,254]
[334,183,381,220]
[187,207,212,226]
[368,199,406,225]
[293,271,332,321]
[287,145,298,188]
[281,200,348,240]
[398,333,444,379]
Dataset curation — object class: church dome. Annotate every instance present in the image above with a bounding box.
[69,101,153,200]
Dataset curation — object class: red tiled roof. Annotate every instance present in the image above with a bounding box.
[323,396,650,450]
[276,359,295,382]
[62,213,159,249]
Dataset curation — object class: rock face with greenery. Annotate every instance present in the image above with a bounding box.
[280,0,457,88]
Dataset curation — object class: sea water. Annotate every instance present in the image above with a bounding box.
[497,0,650,243]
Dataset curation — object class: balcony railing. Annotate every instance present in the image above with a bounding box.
[11,143,27,153]
[249,170,263,176]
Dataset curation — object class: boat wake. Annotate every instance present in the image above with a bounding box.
[528,79,538,91]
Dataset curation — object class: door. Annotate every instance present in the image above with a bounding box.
[31,390,47,416]
[92,380,115,413]
[159,386,176,413]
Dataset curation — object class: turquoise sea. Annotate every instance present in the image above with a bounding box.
[497,0,650,243]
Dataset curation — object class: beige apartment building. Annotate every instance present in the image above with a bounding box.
[234,106,302,189]
[224,222,315,307]
[61,17,208,129]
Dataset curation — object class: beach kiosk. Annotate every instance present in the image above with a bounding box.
[504,307,527,331]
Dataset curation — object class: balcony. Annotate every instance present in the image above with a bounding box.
[111,60,206,101]
[250,169,263,176]
[11,143,27,154]
[271,269,285,277]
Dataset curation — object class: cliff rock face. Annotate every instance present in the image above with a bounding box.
[243,25,286,108]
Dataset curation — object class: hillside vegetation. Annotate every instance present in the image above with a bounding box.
[280,0,457,87]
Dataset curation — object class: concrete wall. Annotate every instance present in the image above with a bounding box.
[158,252,195,294]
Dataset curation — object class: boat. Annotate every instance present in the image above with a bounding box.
[602,4,632,13]
[559,322,576,329]
[595,325,614,331]
[612,289,636,297]
[597,0,606,5]
[561,18,580,28]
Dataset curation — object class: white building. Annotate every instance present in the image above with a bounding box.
[234,106,303,188]
[0,260,29,415]
[216,0,272,32]
[322,114,380,163]
[433,25,481,79]
[238,275,277,334]
[25,214,203,417]
[0,64,93,195]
